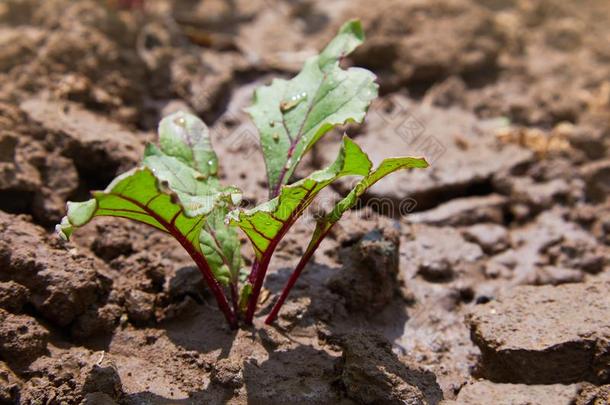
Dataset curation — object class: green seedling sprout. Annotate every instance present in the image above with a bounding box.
[57,20,429,328]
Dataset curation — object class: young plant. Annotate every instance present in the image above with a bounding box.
[57,20,428,329]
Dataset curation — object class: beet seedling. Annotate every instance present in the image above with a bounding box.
[57,20,428,329]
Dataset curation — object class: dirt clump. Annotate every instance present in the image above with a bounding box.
[339,331,443,404]
[91,223,135,262]
[329,227,402,313]
[167,266,207,303]
[0,361,21,404]
[0,309,49,367]
[124,289,156,325]
[0,281,30,313]
[15,349,122,404]
[82,363,124,401]
[20,98,144,177]
[0,0,145,123]
[581,158,610,203]
[468,281,610,384]
[449,380,580,405]
[70,302,123,341]
[210,357,244,390]
[0,102,80,224]
[0,212,112,328]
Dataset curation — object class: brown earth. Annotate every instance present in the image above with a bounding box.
[0,0,609,404]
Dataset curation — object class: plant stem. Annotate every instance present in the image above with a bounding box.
[119,195,237,328]
[245,187,316,324]
[171,226,237,328]
[264,228,329,325]
[244,255,272,324]
[188,249,238,329]
[230,281,239,319]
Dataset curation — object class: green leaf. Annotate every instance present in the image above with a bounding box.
[56,167,226,256]
[238,283,253,312]
[148,111,243,285]
[199,207,243,286]
[305,156,429,253]
[157,111,219,177]
[246,19,377,197]
[58,111,244,286]
[228,136,371,259]
[142,145,231,216]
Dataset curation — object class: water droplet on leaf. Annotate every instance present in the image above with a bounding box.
[280,92,308,112]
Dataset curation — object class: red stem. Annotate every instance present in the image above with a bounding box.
[244,253,274,324]
[244,185,317,324]
[230,281,239,318]
[112,194,237,328]
[264,228,329,325]
[188,246,238,329]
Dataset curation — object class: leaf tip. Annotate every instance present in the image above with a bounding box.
[66,199,97,227]
[55,216,72,241]
[417,157,431,168]
[340,19,365,41]
[56,199,98,240]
